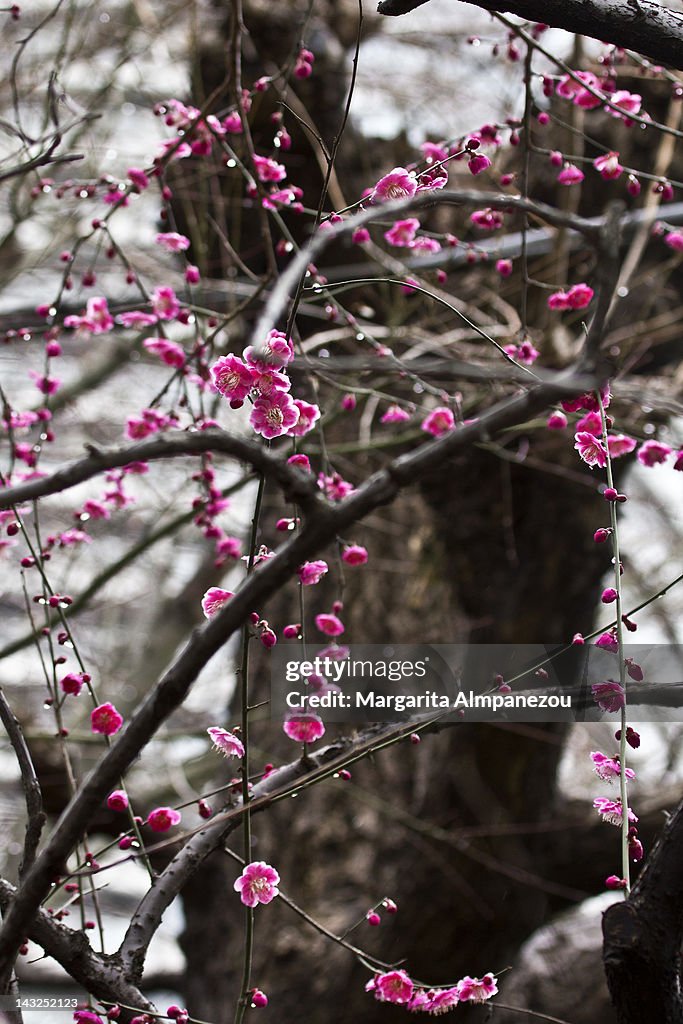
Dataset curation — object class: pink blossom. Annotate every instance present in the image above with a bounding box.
[352,227,370,244]
[557,163,585,185]
[155,232,190,253]
[595,632,619,653]
[496,258,513,277]
[457,974,498,1003]
[470,208,504,230]
[664,231,683,252]
[60,672,88,696]
[372,167,417,202]
[28,371,60,395]
[152,286,180,321]
[85,297,114,333]
[591,680,625,712]
[210,354,254,402]
[82,499,110,519]
[420,141,448,163]
[373,970,414,1005]
[289,453,311,472]
[234,861,280,907]
[411,236,441,254]
[253,155,286,183]
[505,340,539,365]
[381,405,411,424]
[91,702,124,736]
[207,726,245,759]
[341,394,356,411]
[609,90,642,117]
[425,987,461,1013]
[201,587,234,617]
[246,365,290,397]
[547,290,570,311]
[566,283,594,309]
[147,806,182,832]
[128,167,149,189]
[283,713,325,743]
[244,330,294,367]
[384,218,420,247]
[421,407,454,437]
[594,152,623,180]
[590,751,635,783]
[250,391,300,439]
[315,613,345,636]
[288,400,320,437]
[574,431,607,468]
[546,411,568,430]
[117,311,158,328]
[561,384,611,414]
[575,411,602,435]
[636,440,672,466]
[143,337,186,368]
[298,560,328,586]
[556,70,601,103]
[73,1013,103,1024]
[223,111,242,133]
[58,529,92,546]
[594,797,638,826]
[107,790,129,811]
[342,545,368,566]
[468,153,491,175]
[607,434,636,458]
[606,875,628,890]
[318,472,354,500]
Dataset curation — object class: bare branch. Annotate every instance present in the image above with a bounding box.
[0,690,45,880]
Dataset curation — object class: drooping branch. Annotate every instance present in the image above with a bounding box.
[377,0,683,71]
[602,795,683,1023]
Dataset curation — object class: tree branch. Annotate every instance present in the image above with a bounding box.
[377,0,683,71]
[603,795,683,1023]
[0,430,319,514]
[0,879,154,1020]
[0,689,45,879]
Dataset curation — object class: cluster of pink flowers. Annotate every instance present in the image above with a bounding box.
[210,330,320,441]
[555,72,642,121]
[155,97,248,159]
[64,296,114,336]
[503,339,539,365]
[366,969,497,1012]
